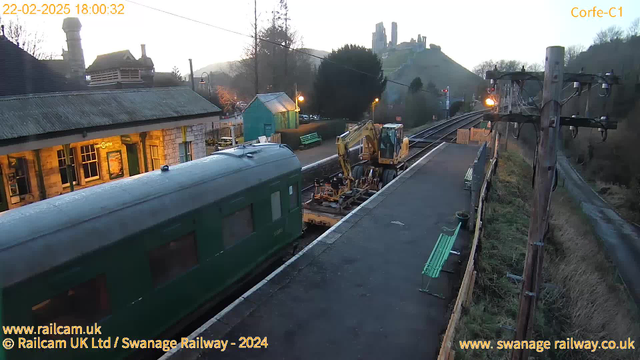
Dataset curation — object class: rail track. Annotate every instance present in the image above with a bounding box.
[301,110,486,196]
[151,111,487,359]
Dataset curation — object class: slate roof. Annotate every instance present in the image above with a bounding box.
[86,50,151,72]
[41,59,71,78]
[251,92,296,114]
[0,87,221,142]
[0,36,85,96]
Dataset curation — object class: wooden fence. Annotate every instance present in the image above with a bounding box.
[437,134,500,360]
[457,128,492,145]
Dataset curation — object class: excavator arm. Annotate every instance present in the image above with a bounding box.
[336,121,380,189]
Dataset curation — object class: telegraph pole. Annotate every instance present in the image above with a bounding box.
[189,59,195,91]
[511,46,564,360]
[253,0,259,95]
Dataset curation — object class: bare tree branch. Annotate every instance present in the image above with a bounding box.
[1,17,53,59]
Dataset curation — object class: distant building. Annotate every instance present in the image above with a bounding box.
[0,23,86,96]
[243,92,297,141]
[391,22,398,47]
[0,88,221,212]
[372,22,387,55]
[38,17,87,88]
[86,45,155,88]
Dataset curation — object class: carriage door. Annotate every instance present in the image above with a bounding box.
[0,166,8,212]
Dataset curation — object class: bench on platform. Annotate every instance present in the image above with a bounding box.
[299,132,322,149]
[419,222,462,298]
[464,167,473,190]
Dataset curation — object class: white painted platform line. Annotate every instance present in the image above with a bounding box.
[159,142,447,360]
[301,145,362,172]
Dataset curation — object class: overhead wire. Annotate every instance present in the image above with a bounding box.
[125,0,430,93]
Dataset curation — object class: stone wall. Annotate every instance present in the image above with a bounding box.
[1,124,207,212]
[162,124,207,166]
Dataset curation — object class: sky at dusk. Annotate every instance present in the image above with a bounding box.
[2,0,638,75]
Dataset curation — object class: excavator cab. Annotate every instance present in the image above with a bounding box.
[379,124,408,164]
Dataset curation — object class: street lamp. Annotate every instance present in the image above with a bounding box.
[199,72,211,101]
[372,98,379,121]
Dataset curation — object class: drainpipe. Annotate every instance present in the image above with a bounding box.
[140,132,149,172]
[34,149,47,200]
[63,144,74,192]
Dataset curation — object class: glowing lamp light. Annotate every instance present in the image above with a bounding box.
[374,98,379,103]
[485,98,496,107]
[298,95,305,102]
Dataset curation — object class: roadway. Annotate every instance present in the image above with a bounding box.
[557,153,640,305]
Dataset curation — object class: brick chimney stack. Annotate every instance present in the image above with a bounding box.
[62,17,86,82]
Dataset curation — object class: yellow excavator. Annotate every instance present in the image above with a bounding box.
[303,121,410,226]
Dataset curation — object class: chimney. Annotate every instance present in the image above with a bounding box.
[141,44,147,58]
[62,17,86,82]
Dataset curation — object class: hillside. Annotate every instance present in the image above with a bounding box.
[194,60,238,76]
[382,47,485,103]
[194,48,329,76]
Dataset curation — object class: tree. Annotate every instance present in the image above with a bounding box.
[564,45,585,66]
[473,59,526,77]
[409,77,423,94]
[627,18,640,39]
[216,86,239,114]
[171,66,183,81]
[314,44,387,121]
[0,17,52,59]
[593,26,624,44]
[526,62,544,72]
[233,0,313,101]
[472,60,495,78]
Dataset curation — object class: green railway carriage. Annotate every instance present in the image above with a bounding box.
[0,143,302,360]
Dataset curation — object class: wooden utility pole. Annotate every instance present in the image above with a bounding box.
[511,46,564,360]
[253,0,259,95]
[189,59,195,91]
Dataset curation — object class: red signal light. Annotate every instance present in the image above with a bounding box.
[442,89,448,93]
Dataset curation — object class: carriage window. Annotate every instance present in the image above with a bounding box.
[289,184,299,211]
[148,232,198,287]
[31,274,110,327]
[271,191,282,221]
[223,205,254,248]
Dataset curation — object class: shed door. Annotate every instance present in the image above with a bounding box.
[0,166,7,211]
[264,124,273,137]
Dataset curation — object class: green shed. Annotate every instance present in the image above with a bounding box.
[243,92,298,141]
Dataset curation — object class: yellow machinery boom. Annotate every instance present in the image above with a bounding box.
[336,121,380,190]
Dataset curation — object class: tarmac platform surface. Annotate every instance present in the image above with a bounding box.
[166,142,481,360]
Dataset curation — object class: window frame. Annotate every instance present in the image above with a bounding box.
[289,183,299,212]
[80,144,100,181]
[57,147,78,187]
[271,191,282,221]
[222,204,255,249]
[30,274,111,327]
[150,145,161,170]
[10,156,31,195]
[179,142,192,163]
[147,232,199,288]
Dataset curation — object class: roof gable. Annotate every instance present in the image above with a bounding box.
[0,88,221,143]
[86,50,150,72]
[251,92,296,114]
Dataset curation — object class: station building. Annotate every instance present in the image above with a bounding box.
[0,87,221,212]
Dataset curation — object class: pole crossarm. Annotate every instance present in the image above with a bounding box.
[483,113,618,129]
[485,71,619,85]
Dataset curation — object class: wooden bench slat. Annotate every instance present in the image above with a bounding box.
[422,223,461,278]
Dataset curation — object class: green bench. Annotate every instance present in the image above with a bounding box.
[464,167,473,190]
[299,132,322,149]
[419,222,462,298]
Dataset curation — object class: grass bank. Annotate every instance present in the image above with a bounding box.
[453,150,639,360]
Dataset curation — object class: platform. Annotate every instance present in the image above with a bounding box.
[164,142,482,360]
